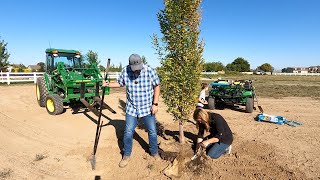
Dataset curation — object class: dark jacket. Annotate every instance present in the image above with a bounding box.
[198,113,233,145]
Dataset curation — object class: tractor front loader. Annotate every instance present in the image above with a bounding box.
[36,48,115,116]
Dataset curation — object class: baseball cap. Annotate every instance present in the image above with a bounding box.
[129,54,143,71]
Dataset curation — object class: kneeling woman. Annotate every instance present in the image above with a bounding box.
[193,108,233,159]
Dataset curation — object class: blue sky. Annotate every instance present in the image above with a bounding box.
[1,0,319,70]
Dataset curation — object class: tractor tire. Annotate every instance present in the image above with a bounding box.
[208,97,215,110]
[246,98,254,113]
[45,94,64,115]
[36,77,48,107]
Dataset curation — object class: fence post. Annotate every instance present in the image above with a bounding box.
[34,72,37,84]
[6,72,10,85]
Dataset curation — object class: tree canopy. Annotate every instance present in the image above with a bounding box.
[37,62,45,72]
[226,57,250,72]
[258,63,273,72]
[86,50,100,65]
[141,55,148,65]
[0,36,10,70]
[204,61,225,72]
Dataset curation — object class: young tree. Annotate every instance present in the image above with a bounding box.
[0,37,10,70]
[153,0,204,143]
[86,50,100,65]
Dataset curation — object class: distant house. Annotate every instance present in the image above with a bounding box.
[7,66,13,72]
[308,66,320,73]
[27,65,41,72]
[286,67,309,73]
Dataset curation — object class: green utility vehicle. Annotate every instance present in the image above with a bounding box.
[36,48,113,115]
[207,80,255,113]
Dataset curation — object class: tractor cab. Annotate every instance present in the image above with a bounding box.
[45,48,84,73]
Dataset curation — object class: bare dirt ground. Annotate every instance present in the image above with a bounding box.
[0,84,319,179]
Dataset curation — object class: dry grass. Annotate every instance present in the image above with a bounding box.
[203,75,320,98]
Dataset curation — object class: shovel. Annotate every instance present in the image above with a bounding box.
[90,58,111,170]
[191,145,203,160]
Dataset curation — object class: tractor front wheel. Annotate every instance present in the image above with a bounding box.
[208,97,215,110]
[36,77,48,107]
[246,98,254,113]
[45,94,64,115]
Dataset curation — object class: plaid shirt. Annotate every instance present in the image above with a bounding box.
[117,64,160,118]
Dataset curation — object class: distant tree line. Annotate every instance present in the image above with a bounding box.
[203,58,274,73]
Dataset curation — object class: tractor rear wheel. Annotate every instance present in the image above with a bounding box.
[36,77,48,107]
[246,98,254,113]
[208,97,215,110]
[45,94,64,115]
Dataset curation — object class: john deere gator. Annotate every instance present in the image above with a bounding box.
[36,48,114,115]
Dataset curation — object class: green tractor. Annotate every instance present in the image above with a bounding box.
[207,80,256,113]
[36,48,114,115]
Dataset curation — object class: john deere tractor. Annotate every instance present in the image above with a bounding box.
[36,48,113,115]
[208,80,255,113]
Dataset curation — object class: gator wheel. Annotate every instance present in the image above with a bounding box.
[246,98,254,113]
[45,94,64,115]
[208,97,215,110]
[36,77,48,107]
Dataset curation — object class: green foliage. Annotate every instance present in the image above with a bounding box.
[37,62,45,72]
[141,55,148,65]
[282,68,288,73]
[109,63,123,72]
[86,50,100,65]
[204,61,225,72]
[258,63,273,72]
[226,57,250,72]
[153,0,204,122]
[99,65,106,72]
[0,36,10,70]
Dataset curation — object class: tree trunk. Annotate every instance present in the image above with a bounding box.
[179,120,185,144]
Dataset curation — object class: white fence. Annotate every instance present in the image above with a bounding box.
[0,72,121,85]
[273,72,320,76]
[1,71,320,85]
[0,72,44,85]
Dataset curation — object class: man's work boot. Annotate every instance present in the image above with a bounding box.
[152,154,161,161]
[119,156,130,168]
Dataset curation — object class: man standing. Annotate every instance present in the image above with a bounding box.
[103,54,160,168]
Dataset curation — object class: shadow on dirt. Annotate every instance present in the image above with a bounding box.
[81,111,149,155]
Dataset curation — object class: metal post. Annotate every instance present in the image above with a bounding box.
[6,72,10,85]
[34,72,37,84]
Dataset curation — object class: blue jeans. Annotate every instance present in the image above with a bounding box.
[206,142,230,159]
[123,114,158,156]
